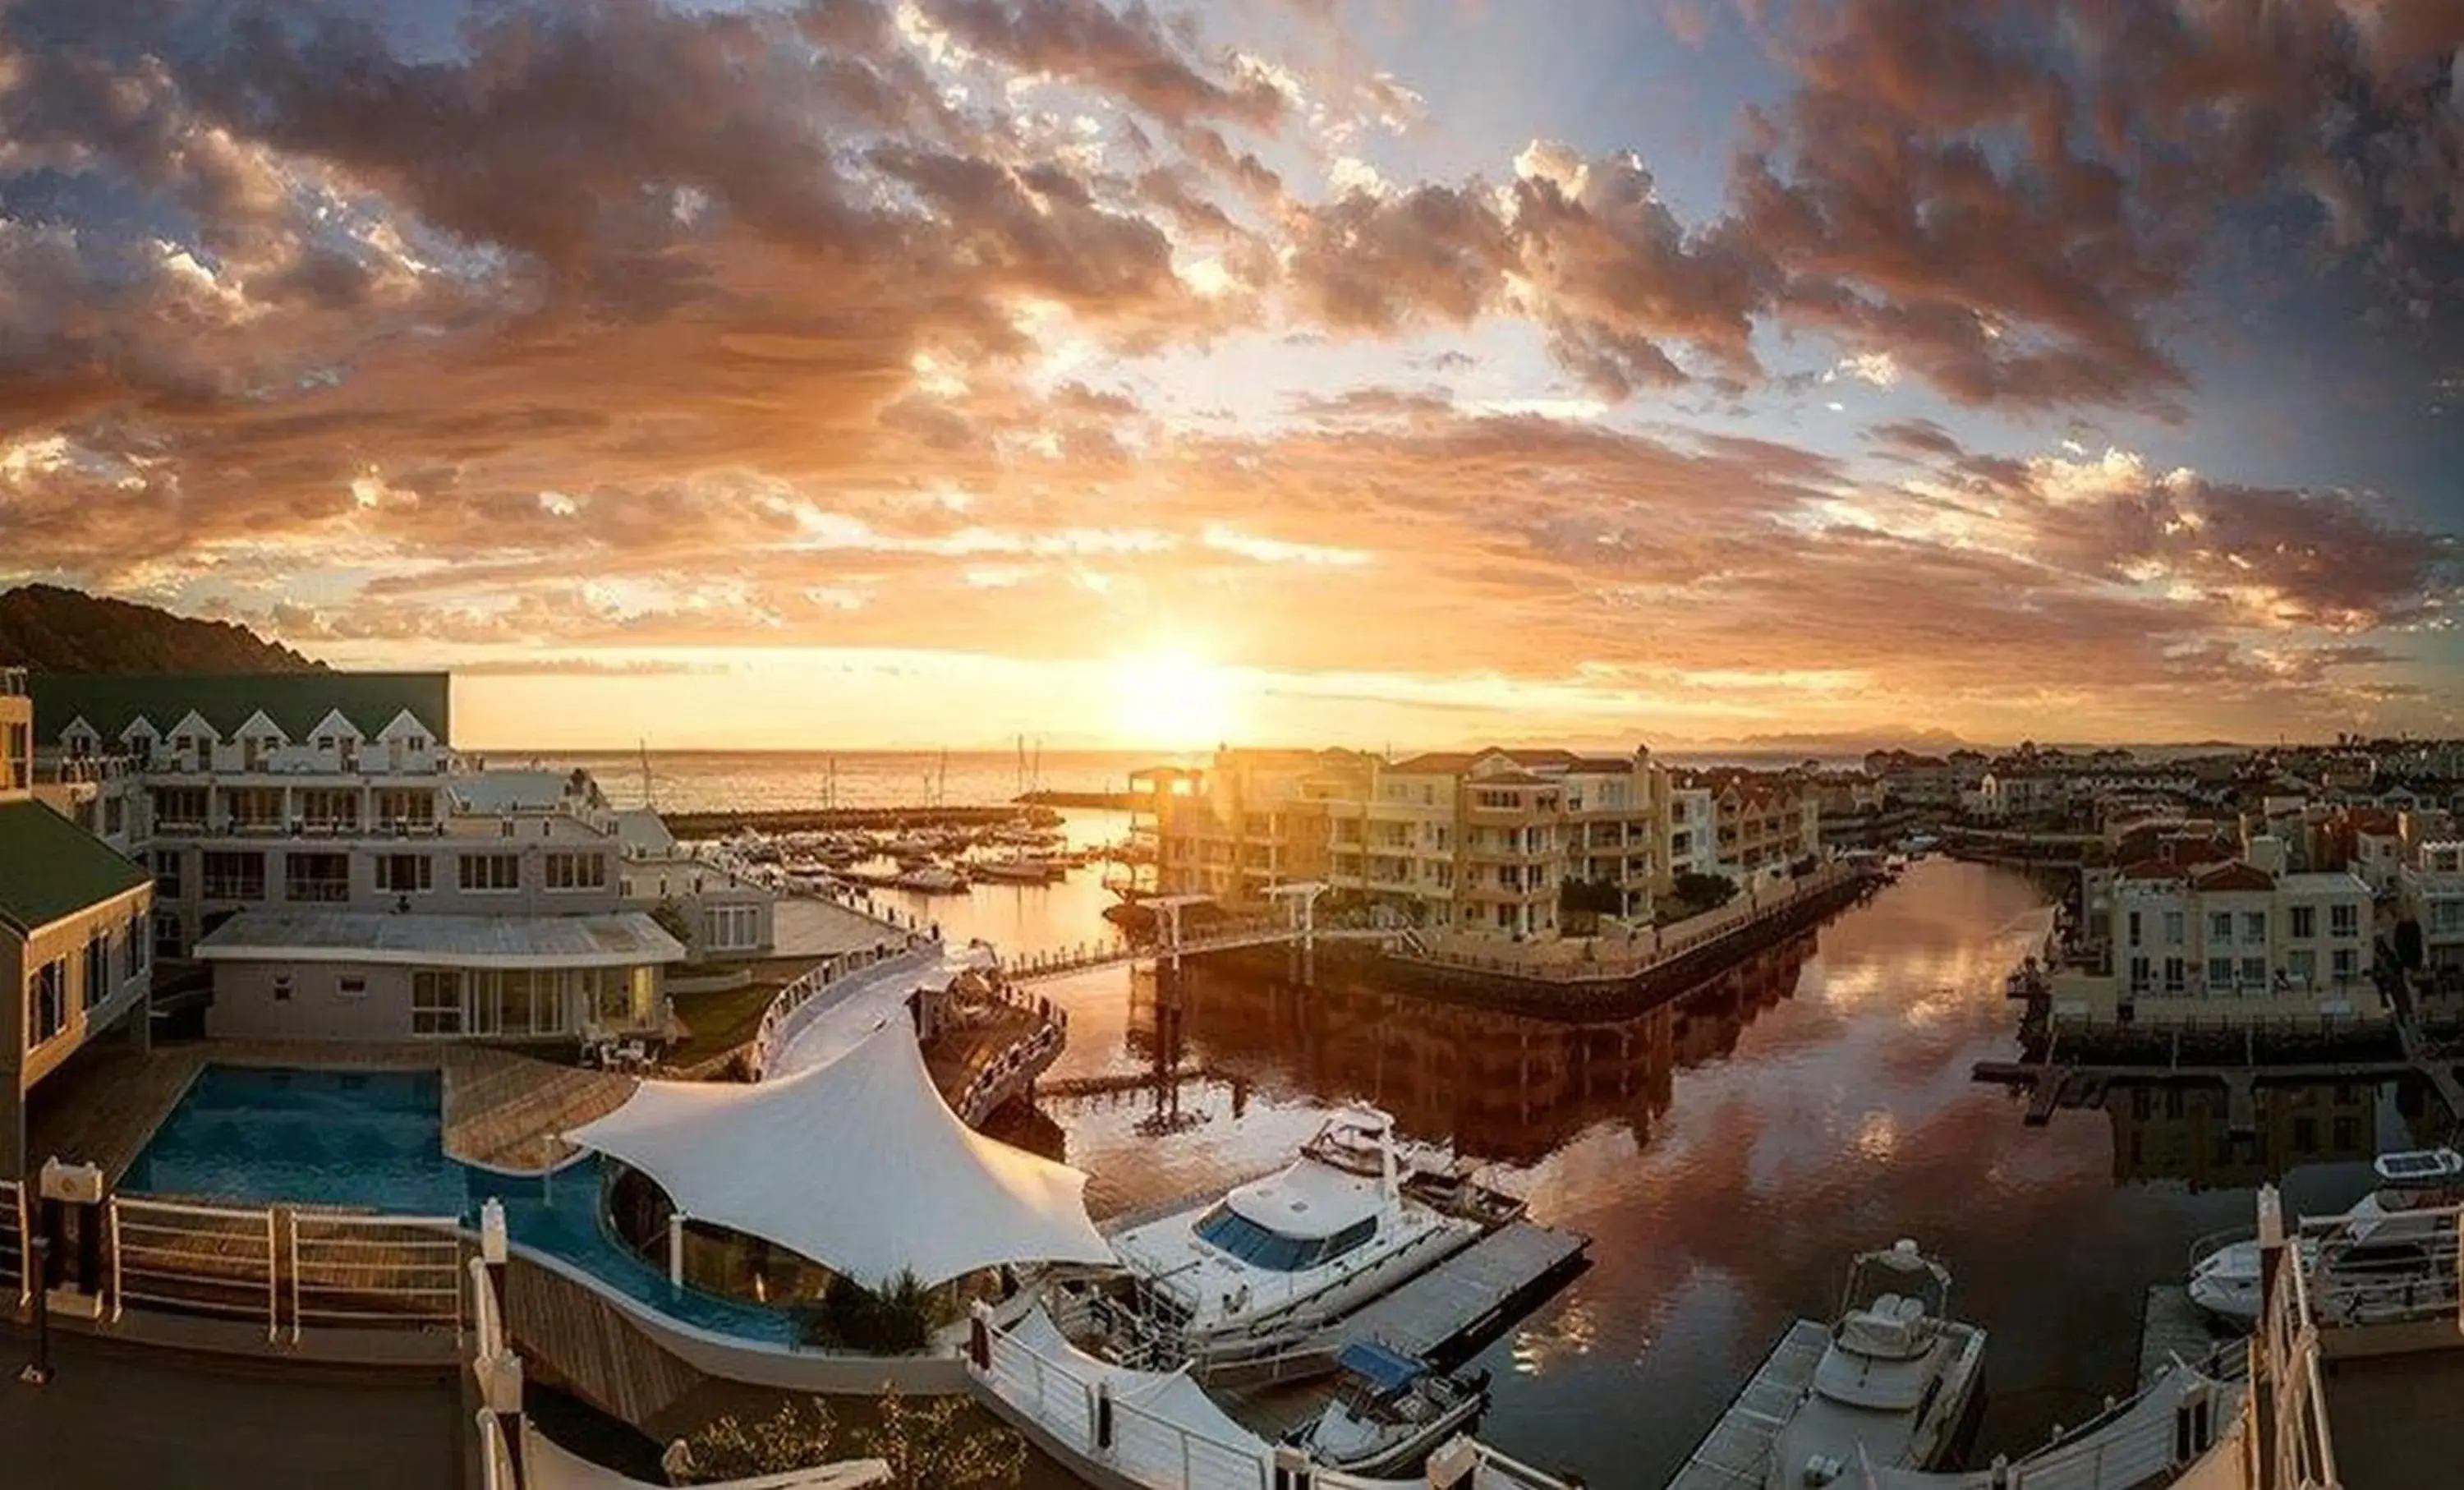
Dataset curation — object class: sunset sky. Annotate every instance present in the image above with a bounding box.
[2,1,2461,750]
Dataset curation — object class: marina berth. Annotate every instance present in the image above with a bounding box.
[2187,1147,2464,1325]
[1096,1106,1496,1368]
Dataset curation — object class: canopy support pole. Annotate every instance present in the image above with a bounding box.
[668,1212,685,1289]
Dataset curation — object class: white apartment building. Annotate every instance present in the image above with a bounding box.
[2401,841,2464,973]
[2071,861,2375,1023]
[23,674,772,1042]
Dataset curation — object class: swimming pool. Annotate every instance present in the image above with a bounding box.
[123,1065,800,1345]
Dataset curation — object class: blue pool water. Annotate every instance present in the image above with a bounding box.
[124,1065,800,1345]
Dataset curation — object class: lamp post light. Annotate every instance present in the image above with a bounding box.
[18,1232,51,1387]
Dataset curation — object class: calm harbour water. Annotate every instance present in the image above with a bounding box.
[570,752,2416,1487]
[877,848,2415,1487]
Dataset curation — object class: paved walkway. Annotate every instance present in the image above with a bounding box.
[0,1327,461,1490]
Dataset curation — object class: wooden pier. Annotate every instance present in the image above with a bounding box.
[1976,1046,2464,1134]
[1340,1220,1590,1364]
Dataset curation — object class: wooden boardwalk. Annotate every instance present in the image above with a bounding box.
[1343,1221,1591,1363]
[27,1039,634,1183]
[500,1255,707,1432]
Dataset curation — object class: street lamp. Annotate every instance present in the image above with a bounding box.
[18,1232,50,1387]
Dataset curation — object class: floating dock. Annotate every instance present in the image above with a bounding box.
[1343,1220,1591,1364]
[1665,1318,1830,1490]
[1200,1219,1590,1386]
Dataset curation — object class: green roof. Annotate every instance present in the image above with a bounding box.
[0,799,150,936]
[28,674,451,748]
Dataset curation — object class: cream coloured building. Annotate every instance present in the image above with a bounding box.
[1138,745,1669,936]
[2053,858,2376,1026]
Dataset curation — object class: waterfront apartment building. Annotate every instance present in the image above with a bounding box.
[2400,841,2464,973]
[1,668,155,1180]
[1139,745,1713,936]
[2053,857,2376,1026]
[21,673,754,1042]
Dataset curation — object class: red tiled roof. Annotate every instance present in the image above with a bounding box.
[2192,862,2277,892]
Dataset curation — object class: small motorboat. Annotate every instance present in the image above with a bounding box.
[1765,1240,1985,1488]
[894,863,970,894]
[973,858,1050,884]
[2188,1148,2464,1325]
[1289,1341,1488,1476]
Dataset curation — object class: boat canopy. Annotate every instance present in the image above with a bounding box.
[563,1019,1114,1290]
[1336,1340,1427,1396]
[2374,1148,2464,1186]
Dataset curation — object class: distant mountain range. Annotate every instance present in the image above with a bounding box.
[0,584,322,674]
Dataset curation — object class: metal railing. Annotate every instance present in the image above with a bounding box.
[747,941,933,1080]
[109,1196,280,1341]
[288,1211,464,1341]
[1,1180,25,1308]
[977,1317,1270,1490]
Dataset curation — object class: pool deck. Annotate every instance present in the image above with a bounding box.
[30,1038,638,1184]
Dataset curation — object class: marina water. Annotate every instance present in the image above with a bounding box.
[567,759,2414,1487]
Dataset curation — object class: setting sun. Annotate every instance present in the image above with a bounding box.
[1107,648,1244,749]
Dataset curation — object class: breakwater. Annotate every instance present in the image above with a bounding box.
[661,803,1061,837]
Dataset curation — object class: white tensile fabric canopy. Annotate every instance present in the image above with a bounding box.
[563,1019,1114,1290]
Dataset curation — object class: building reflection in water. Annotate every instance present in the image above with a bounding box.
[2099,1075,2447,1191]
[1113,931,1818,1166]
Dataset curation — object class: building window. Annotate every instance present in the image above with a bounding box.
[153,911,183,960]
[2240,955,2267,988]
[706,904,761,952]
[274,975,292,1003]
[152,786,209,829]
[2126,911,2142,946]
[2332,949,2358,981]
[30,959,67,1046]
[2163,910,2184,945]
[82,932,111,1009]
[153,849,183,898]
[125,911,148,978]
[2163,956,2185,992]
[2206,956,2233,991]
[2242,912,2267,942]
[201,851,267,901]
[411,970,462,1036]
[544,853,608,891]
[375,789,438,828]
[285,852,352,903]
[337,975,367,1000]
[2288,949,2317,986]
[2128,956,2150,991]
[103,794,124,835]
[298,788,361,830]
[375,854,434,894]
[2291,905,2316,939]
[2208,912,2232,942]
[459,853,522,892]
[2330,904,2360,938]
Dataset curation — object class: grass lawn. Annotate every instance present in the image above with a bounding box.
[665,975,788,1071]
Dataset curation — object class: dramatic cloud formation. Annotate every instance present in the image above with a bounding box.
[2,0,2460,745]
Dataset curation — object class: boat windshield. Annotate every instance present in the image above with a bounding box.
[1195,1206,1377,1272]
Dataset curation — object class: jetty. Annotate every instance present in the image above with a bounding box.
[1338,1220,1590,1364]
[662,803,1059,837]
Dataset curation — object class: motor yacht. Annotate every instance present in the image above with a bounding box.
[1100,1107,1487,1367]
[1765,1240,1986,1488]
[1288,1341,1489,1476]
[893,863,969,894]
[2188,1147,2464,1326]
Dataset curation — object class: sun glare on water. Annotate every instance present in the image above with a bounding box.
[1106,648,1243,750]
